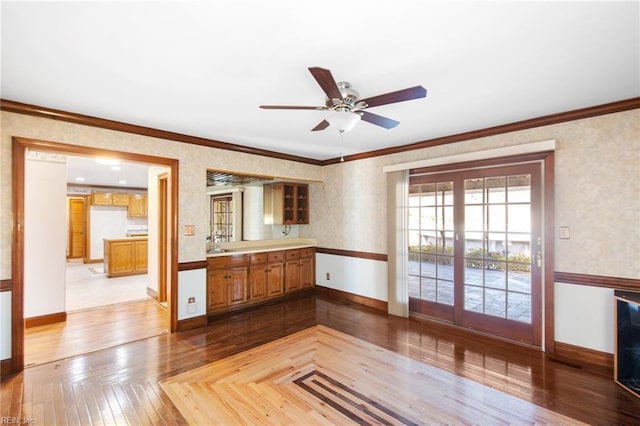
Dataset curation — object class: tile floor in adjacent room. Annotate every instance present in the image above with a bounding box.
[65,260,150,311]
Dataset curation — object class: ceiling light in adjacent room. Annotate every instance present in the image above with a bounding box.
[96,157,121,166]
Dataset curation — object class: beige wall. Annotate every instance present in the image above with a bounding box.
[311,109,640,280]
[2,108,638,280]
[1,107,638,357]
[0,111,323,278]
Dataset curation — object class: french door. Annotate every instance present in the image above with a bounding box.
[408,162,542,346]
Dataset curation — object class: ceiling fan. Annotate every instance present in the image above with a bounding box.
[259,67,427,132]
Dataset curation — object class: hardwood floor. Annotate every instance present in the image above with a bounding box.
[24,299,168,367]
[2,293,639,425]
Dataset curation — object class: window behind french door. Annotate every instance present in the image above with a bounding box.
[408,162,542,346]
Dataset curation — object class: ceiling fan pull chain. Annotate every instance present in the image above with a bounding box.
[339,130,345,162]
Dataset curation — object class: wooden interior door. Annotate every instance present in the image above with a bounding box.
[67,196,86,260]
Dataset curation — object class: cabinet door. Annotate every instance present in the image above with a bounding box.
[285,261,300,292]
[207,268,228,311]
[109,241,134,275]
[128,194,147,218]
[267,262,284,296]
[134,240,148,273]
[295,184,309,224]
[91,191,112,205]
[112,193,130,206]
[228,266,248,305]
[300,257,314,288]
[250,264,268,300]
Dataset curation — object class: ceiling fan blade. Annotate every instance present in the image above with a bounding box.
[311,120,330,131]
[359,111,399,129]
[359,86,427,108]
[259,105,326,110]
[308,67,343,100]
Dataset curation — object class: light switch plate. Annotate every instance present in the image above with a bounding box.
[559,226,570,239]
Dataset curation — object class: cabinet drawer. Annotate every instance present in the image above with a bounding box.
[300,247,315,259]
[208,254,248,268]
[268,251,285,263]
[250,252,268,264]
[285,250,300,261]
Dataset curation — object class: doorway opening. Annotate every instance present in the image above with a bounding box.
[11,137,179,371]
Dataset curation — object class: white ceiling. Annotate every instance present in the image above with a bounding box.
[65,155,150,188]
[2,1,639,162]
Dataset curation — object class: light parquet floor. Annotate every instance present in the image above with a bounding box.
[161,325,584,425]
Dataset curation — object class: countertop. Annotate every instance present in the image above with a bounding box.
[206,238,316,257]
[103,236,148,242]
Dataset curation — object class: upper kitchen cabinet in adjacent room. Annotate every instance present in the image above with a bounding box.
[90,191,114,206]
[128,193,147,218]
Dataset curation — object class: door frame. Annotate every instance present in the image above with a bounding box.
[158,173,168,304]
[11,136,180,372]
[409,151,555,352]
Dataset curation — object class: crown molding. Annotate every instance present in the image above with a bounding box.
[3,97,638,167]
[321,97,640,165]
[0,99,323,166]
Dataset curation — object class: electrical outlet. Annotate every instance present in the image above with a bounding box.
[187,297,197,314]
[326,272,330,280]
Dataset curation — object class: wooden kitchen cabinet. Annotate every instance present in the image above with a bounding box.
[285,249,301,292]
[103,237,148,277]
[111,193,130,206]
[207,247,314,316]
[91,191,130,206]
[91,191,113,205]
[91,191,146,215]
[207,266,229,311]
[250,251,285,301]
[264,183,309,225]
[266,251,285,297]
[207,255,249,312]
[249,253,268,300]
[285,247,315,292]
[300,248,315,288]
[128,193,147,218]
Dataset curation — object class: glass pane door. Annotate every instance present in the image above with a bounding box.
[462,175,532,323]
[409,162,542,346]
[458,165,541,344]
[408,180,455,321]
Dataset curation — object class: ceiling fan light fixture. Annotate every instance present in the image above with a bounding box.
[327,111,361,133]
